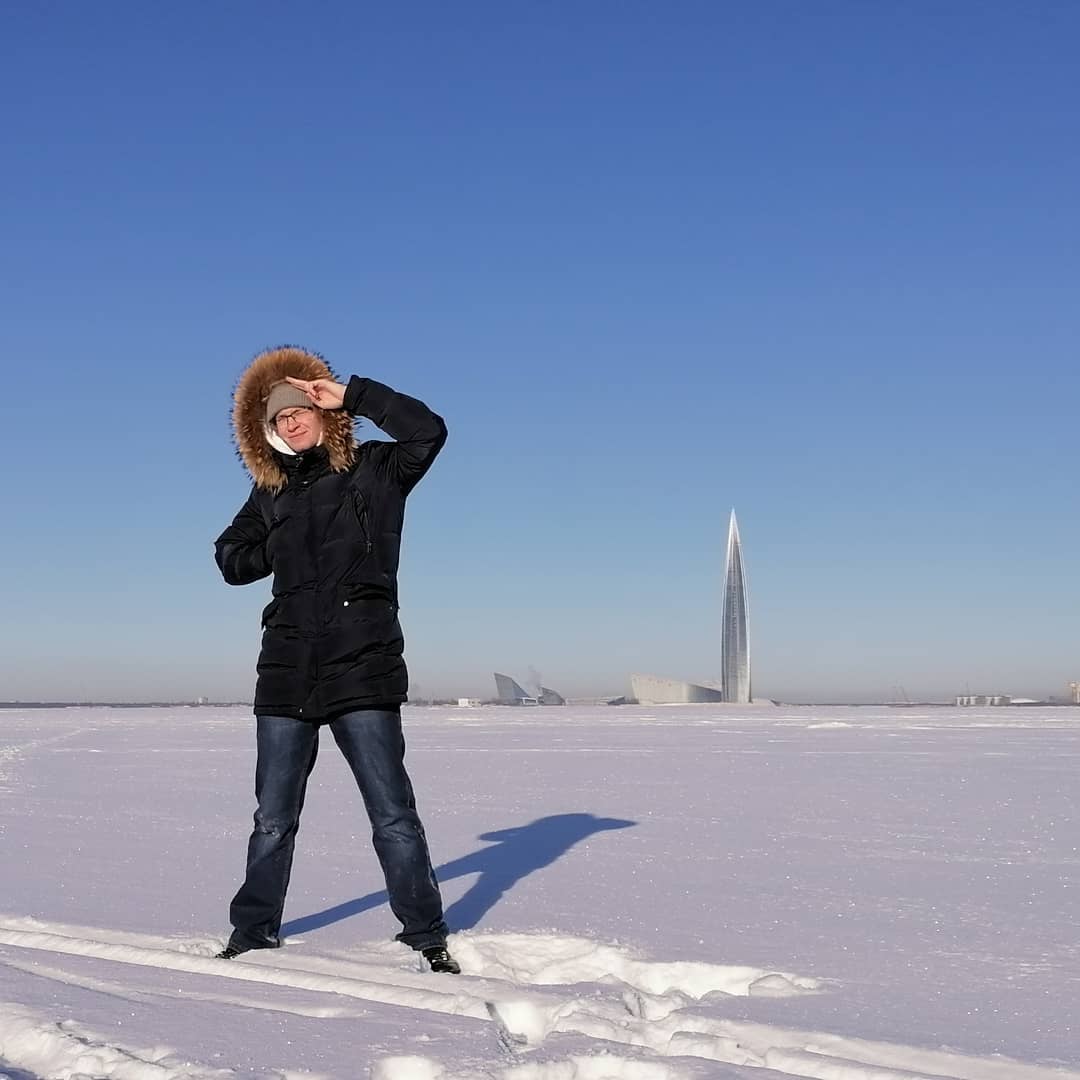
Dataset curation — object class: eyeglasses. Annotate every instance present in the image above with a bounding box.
[274,407,314,429]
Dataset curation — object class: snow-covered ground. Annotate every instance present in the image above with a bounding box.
[1,703,1077,1080]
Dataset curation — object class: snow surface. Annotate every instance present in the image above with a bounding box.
[1,704,1078,1080]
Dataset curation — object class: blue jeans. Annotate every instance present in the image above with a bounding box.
[228,709,448,951]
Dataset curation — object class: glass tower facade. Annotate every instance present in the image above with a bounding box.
[721,511,751,703]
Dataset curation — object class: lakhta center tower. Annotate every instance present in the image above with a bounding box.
[721,510,751,703]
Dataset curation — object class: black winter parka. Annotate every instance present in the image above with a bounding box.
[215,375,447,721]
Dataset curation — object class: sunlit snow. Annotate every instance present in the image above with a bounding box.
[1,704,1077,1079]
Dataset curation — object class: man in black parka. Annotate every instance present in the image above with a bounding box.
[213,345,458,973]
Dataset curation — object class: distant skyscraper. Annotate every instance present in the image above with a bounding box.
[721,511,751,703]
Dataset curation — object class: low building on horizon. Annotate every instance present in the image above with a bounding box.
[954,694,1046,707]
[630,674,725,704]
[955,694,1012,706]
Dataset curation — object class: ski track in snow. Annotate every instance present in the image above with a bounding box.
[0,1001,321,1080]
[1,915,1077,1080]
[0,725,94,799]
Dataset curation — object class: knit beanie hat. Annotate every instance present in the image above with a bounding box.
[265,382,313,423]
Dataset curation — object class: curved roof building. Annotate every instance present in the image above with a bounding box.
[631,674,725,704]
[494,673,537,704]
[493,673,566,705]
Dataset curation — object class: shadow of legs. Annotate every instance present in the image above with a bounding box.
[282,812,637,938]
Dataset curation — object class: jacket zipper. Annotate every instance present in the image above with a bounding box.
[353,491,373,559]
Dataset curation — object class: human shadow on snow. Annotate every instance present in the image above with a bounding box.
[281,812,636,937]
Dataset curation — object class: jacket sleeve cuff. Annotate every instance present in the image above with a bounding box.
[343,375,369,416]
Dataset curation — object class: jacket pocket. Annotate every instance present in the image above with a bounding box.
[261,597,282,629]
[341,583,397,615]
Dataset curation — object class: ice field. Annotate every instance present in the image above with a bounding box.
[1,703,1077,1079]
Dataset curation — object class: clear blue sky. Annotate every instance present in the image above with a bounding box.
[1,2,1076,703]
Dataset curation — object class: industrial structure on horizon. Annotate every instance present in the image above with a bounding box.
[632,509,756,705]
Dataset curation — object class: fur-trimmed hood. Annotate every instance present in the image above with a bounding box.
[232,346,357,491]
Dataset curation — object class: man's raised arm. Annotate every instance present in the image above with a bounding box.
[345,377,448,492]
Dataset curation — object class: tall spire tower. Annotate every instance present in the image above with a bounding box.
[722,510,751,703]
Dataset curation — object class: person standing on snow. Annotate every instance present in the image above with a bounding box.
[213,345,459,974]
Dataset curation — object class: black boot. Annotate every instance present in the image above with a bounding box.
[215,934,279,960]
[422,946,461,974]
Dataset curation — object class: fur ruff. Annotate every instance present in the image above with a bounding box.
[232,346,357,491]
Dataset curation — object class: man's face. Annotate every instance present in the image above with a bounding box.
[273,406,323,452]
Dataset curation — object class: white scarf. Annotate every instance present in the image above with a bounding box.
[265,423,324,456]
